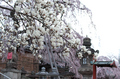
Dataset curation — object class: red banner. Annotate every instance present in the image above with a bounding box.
[7,52,12,59]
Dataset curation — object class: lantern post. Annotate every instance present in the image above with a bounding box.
[78,36,99,79]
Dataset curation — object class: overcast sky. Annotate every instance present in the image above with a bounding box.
[80,0,120,57]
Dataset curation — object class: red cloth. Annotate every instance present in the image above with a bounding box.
[7,52,12,59]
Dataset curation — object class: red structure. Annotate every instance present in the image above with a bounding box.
[93,59,96,79]
[91,59,117,79]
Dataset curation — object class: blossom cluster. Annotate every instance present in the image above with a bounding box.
[77,45,99,59]
[0,0,83,59]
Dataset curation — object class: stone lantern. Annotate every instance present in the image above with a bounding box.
[36,67,48,79]
[48,68,59,79]
[78,36,97,79]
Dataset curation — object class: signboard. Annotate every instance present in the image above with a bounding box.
[7,52,12,59]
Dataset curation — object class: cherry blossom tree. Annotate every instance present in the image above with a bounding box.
[0,0,97,78]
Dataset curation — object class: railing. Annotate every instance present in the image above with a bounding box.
[0,72,11,79]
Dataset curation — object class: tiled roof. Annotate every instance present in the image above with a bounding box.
[90,61,117,68]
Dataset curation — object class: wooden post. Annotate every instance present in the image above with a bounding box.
[93,57,96,79]
[93,64,96,79]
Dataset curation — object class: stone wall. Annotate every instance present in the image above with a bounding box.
[1,69,21,79]
[0,53,39,73]
[0,56,6,71]
[17,53,39,73]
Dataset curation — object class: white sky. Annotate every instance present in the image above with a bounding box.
[80,0,120,58]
